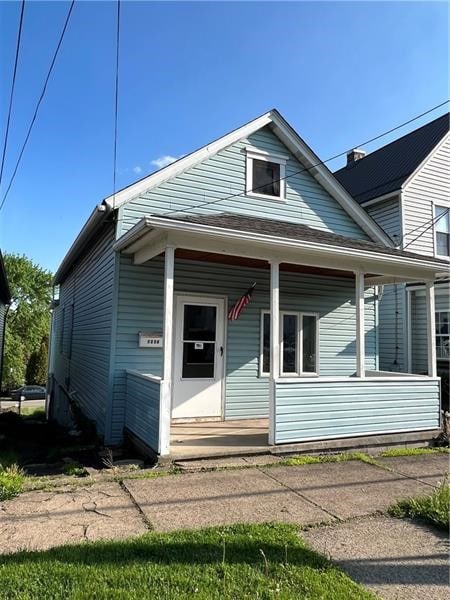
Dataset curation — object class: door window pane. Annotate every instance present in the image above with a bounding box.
[302,315,317,373]
[183,305,216,341]
[252,159,280,197]
[182,342,215,378]
[282,314,297,373]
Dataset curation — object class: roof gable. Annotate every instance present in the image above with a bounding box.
[107,110,391,245]
[334,112,450,205]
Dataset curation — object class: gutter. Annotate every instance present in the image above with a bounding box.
[54,203,112,284]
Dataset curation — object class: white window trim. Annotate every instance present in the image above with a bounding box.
[433,202,450,261]
[260,310,320,377]
[246,148,287,201]
[436,308,450,362]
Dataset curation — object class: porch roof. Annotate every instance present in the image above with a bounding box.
[114,212,448,282]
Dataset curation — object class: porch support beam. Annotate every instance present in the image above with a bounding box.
[159,245,175,456]
[425,281,437,377]
[355,271,366,378]
[269,260,280,445]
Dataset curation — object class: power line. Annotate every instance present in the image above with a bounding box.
[116,99,450,224]
[112,0,121,209]
[0,0,75,213]
[0,0,25,188]
[403,207,448,250]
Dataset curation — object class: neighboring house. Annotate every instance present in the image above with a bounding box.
[0,251,11,391]
[48,109,446,457]
[334,113,449,376]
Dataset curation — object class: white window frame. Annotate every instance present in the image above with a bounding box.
[246,148,287,201]
[260,310,320,377]
[433,202,450,260]
[435,309,450,362]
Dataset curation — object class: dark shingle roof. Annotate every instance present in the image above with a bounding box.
[159,213,448,265]
[333,113,449,204]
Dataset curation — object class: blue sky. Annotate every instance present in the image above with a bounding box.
[0,0,448,273]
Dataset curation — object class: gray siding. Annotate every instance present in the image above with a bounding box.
[125,371,160,452]
[52,223,116,436]
[275,378,440,443]
[110,255,377,444]
[366,197,401,245]
[118,126,370,241]
[411,286,450,373]
[402,135,450,256]
[378,283,407,372]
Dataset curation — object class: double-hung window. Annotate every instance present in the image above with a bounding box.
[260,311,319,376]
[434,205,450,258]
[246,149,287,200]
[436,310,449,361]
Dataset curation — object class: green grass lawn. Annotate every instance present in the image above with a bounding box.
[389,480,450,531]
[0,523,375,600]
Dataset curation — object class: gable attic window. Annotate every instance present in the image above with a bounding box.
[434,205,450,258]
[246,148,287,200]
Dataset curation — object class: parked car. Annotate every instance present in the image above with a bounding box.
[10,386,46,401]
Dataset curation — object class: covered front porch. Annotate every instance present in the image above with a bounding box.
[115,213,444,458]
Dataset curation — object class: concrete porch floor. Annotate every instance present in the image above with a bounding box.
[170,418,269,459]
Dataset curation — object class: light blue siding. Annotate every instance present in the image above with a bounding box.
[275,378,440,443]
[378,284,407,372]
[125,371,160,452]
[52,223,115,436]
[110,255,377,442]
[118,127,369,241]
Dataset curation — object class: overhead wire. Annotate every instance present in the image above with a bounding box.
[0,0,25,188]
[0,0,75,212]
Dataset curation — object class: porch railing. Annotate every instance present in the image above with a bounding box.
[125,370,161,453]
[274,376,441,444]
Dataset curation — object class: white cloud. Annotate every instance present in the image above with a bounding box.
[150,155,179,170]
[132,165,143,174]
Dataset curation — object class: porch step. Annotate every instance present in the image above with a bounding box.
[174,454,283,472]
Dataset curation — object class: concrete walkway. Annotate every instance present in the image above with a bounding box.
[0,453,448,597]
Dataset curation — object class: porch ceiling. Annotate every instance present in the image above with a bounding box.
[114,213,448,282]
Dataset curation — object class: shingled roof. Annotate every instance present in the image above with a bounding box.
[334,112,449,204]
[157,212,448,265]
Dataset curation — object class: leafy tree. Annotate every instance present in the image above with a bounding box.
[3,254,52,390]
[25,336,49,385]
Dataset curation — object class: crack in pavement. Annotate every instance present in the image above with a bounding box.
[119,481,153,531]
[256,466,341,522]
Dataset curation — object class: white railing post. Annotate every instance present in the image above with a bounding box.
[425,281,437,377]
[269,261,280,445]
[159,245,175,456]
[355,271,366,378]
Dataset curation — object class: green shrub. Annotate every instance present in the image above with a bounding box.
[63,462,88,477]
[0,464,25,501]
[389,480,450,530]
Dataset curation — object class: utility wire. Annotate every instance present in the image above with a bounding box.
[0,0,75,213]
[115,99,450,225]
[0,0,25,188]
[112,0,121,209]
[403,207,448,251]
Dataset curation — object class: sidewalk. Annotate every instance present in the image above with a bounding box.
[0,452,448,598]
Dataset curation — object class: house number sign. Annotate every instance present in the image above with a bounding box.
[139,332,163,348]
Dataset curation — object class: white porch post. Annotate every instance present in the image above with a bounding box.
[159,245,175,456]
[269,261,280,445]
[425,281,437,377]
[355,271,366,378]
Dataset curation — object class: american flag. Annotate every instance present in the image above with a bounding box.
[228,283,256,320]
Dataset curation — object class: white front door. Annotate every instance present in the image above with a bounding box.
[172,295,225,419]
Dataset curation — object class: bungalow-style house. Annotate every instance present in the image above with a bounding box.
[0,251,11,391]
[334,113,449,376]
[48,110,446,458]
